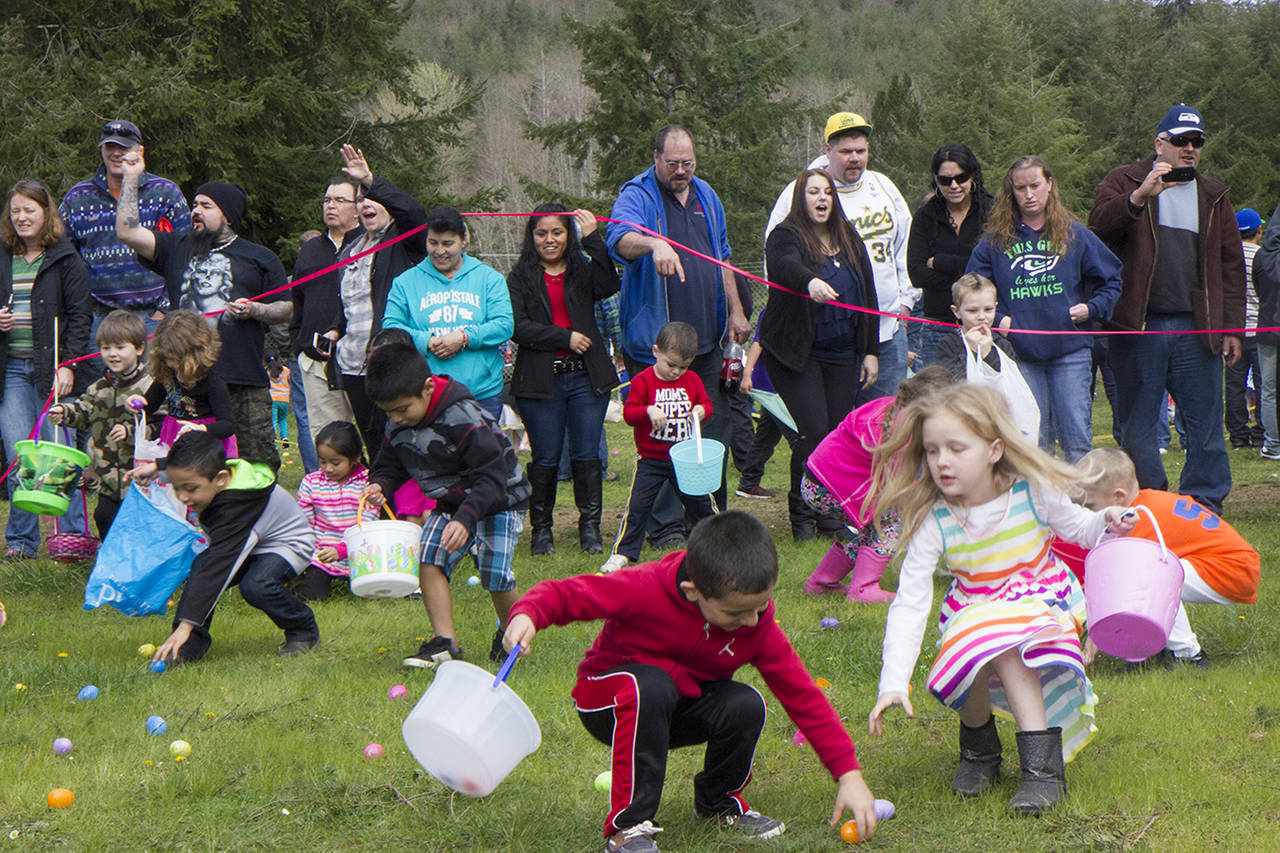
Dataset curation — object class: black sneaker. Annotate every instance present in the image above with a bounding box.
[735,484,775,499]
[278,636,320,656]
[402,636,463,668]
[489,628,506,663]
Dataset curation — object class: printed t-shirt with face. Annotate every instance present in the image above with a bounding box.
[145,231,288,386]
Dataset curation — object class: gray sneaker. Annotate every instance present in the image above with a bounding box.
[715,809,786,839]
[604,821,662,852]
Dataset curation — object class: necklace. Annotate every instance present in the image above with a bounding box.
[944,488,1012,539]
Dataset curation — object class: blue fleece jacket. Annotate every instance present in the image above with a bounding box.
[382,254,513,400]
[605,167,731,364]
[966,220,1122,362]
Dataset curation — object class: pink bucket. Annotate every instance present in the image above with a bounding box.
[1083,505,1184,662]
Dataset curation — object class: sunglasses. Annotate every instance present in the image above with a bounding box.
[1164,134,1205,149]
[935,171,972,187]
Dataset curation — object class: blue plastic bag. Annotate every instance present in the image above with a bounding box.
[84,482,207,616]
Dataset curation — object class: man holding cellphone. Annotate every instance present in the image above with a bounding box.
[1089,104,1247,515]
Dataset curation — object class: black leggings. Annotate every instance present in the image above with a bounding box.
[760,352,860,507]
[341,373,387,462]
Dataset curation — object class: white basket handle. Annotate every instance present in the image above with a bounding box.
[691,409,703,463]
[1117,504,1168,560]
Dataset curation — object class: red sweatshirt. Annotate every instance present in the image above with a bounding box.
[509,551,861,779]
[623,366,713,459]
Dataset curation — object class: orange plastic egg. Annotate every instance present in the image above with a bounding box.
[47,788,74,809]
[815,677,831,689]
[840,819,860,843]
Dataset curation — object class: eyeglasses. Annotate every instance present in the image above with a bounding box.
[662,159,695,172]
[322,196,356,206]
[1163,134,1205,149]
[935,172,972,187]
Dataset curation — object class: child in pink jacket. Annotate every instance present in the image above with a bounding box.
[802,366,952,602]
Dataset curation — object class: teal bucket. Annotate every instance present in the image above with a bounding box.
[669,438,724,496]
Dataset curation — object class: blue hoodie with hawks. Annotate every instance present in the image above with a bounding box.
[382,254,514,400]
[966,220,1122,362]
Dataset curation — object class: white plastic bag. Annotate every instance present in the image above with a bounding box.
[133,410,165,464]
[963,337,1041,440]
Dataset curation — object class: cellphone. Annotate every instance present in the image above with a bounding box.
[1161,166,1197,183]
[312,332,334,357]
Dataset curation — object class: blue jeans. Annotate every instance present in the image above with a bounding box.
[1018,347,1094,462]
[914,317,954,369]
[857,324,908,405]
[557,427,610,479]
[475,394,504,423]
[517,370,610,468]
[1,358,87,555]
[1109,314,1231,513]
[286,358,318,473]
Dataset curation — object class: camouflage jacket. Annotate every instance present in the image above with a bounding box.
[59,364,157,498]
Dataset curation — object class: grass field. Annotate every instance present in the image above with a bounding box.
[1,409,1277,852]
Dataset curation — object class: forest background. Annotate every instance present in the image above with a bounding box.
[3,0,1279,269]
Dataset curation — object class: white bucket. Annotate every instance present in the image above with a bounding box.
[402,660,542,796]
[344,518,422,599]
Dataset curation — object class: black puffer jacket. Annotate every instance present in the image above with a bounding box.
[0,236,93,400]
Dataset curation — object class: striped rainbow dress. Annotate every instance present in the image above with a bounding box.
[879,478,1102,762]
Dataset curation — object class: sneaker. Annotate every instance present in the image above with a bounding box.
[713,809,786,839]
[605,821,662,852]
[1174,650,1210,669]
[402,636,463,668]
[603,470,620,483]
[735,484,775,499]
[650,534,686,550]
[277,636,320,656]
[1262,448,1280,460]
[601,554,629,574]
[489,628,506,663]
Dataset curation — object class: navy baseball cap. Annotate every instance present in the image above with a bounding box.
[1157,105,1205,138]
[100,120,142,147]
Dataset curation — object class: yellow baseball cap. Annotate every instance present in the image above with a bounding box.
[824,112,873,142]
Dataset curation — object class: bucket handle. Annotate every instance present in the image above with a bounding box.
[1115,504,1168,560]
[691,410,703,464]
[356,491,397,526]
[492,645,521,688]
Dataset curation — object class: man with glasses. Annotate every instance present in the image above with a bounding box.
[60,119,189,344]
[291,177,363,447]
[607,125,749,535]
[1090,104,1247,516]
[764,112,914,405]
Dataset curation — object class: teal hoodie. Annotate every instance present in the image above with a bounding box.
[382,254,513,400]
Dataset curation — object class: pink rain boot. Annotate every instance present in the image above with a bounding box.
[803,543,855,595]
[847,545,896,603]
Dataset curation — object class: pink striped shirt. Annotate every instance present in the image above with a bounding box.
[295,465,380,576]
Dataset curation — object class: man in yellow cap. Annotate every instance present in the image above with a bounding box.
[764,112,914,405]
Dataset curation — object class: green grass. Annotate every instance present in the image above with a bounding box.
[1,411,1278,851]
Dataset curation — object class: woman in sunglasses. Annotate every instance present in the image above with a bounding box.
[906,144,993,366]
[965,156,1122,463]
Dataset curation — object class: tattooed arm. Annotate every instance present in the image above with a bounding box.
[115,149,157,260]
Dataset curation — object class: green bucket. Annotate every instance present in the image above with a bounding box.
[12,438,90,517]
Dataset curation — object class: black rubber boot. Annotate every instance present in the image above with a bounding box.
[788,490,816,542]
[1008,727,1067,815]
[952,714,1003,796]
[571,458,604,554]
[527,465,558,556]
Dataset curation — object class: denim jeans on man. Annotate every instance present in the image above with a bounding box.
[1109,313,1231,513]
[286,357,318,473]
[1,358,87,555]
[1019,347,1094,462]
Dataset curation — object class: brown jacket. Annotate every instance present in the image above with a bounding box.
[1088,156,1246,354]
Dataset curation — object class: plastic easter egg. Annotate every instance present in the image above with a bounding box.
[53,737,72,756]
[169,740,191,759]
[840,819,860,843]
[47,788,74,809]
[387,684,408,700]
[815,677,831,689]
[363,743,385,759]
[467,575,480,587]
[146,715,167,735]
[148,660,166,673]
[77,685,98,701]
[820,617,840,628]
[138,643,156,657]
[874,798,895,821]
[0,600,6,628]
[792,730,808,747]
[594,770,611,792]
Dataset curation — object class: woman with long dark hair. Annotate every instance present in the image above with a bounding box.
[907,144,993,366]
[0,180,92,558]
[966,156,1122,461]
[508,203,620,555]
[760,169,879,541]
